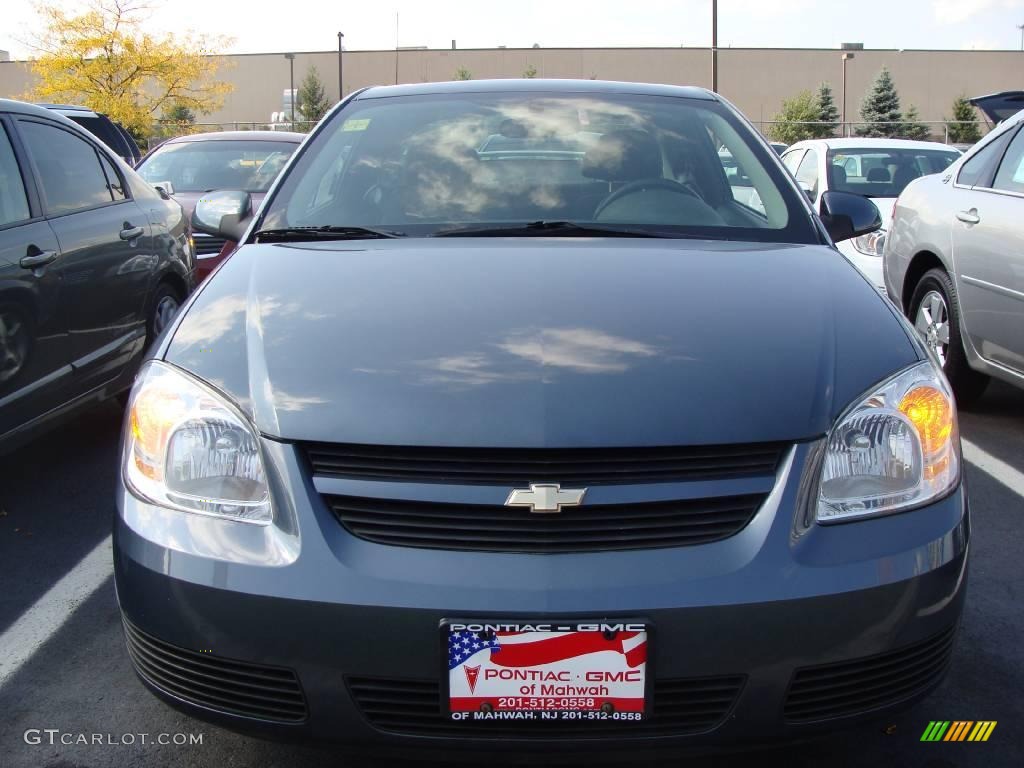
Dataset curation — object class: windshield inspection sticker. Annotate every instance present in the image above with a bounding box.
[342,118,371,132]
[445,621,648,722]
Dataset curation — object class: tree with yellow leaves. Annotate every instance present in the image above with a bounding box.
[26,0,233,141]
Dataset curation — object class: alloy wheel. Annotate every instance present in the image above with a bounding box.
[914,290,950,367]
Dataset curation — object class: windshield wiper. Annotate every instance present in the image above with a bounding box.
[253,226,403,242]
[432,220,678,238]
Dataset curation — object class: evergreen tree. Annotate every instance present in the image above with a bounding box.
[296,66,330,124]
[901,105,931,141]
[816,82,839,138]
[768,90,821,144]
[856,67,902,138]
[946,96,981,144]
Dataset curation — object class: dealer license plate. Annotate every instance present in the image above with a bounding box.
[443,620,649,723]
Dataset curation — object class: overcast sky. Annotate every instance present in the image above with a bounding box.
[3,0,1024,60]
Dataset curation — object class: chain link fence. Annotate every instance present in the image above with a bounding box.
[755,120,990,146]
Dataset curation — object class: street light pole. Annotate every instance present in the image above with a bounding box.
[338,32,344,100]
[842,52,855,137]
[711,0,718,93]
[284,53,296,125]
[1018,23,1024,51]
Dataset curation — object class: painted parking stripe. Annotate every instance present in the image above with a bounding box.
[0,536,112,688]
[962,439,1024,498]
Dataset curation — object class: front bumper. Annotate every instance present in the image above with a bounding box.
[113,440,969,756]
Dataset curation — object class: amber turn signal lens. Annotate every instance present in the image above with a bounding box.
[899,386,952,456]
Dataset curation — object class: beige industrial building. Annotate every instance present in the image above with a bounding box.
[2,46,1022,135]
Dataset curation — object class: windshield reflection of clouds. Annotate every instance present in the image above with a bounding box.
[401,99,645,220]
[419,327,660,386]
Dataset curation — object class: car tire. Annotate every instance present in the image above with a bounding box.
[147,281,184,347]
[909,267,989,408]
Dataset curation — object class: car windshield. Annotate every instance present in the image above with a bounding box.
[826,147,960,198]
[259,91,818,243]
[137,139,298,193]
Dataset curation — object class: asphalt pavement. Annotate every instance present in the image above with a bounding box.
[1,382,1022,768]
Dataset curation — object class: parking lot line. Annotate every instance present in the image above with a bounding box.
[0,535,112,688]
[962,439,1024,499]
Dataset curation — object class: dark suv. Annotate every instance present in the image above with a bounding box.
[37,104,142,165]
[0,99,194,451]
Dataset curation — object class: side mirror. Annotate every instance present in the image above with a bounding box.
[191,190,253,243]
[797,181,815,202]
[152,180,175,198]
[819,190,882,243]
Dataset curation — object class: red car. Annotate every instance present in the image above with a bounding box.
[136,131,303,280]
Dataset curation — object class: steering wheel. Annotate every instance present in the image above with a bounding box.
[594,178,702,220]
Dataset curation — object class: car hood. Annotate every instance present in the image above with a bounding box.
[163,238,918,447]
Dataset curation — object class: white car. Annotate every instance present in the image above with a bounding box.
[781,138,961,288]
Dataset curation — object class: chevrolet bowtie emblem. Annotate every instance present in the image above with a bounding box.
[505,483,587,514]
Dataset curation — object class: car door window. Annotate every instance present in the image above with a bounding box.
[0,124,31,227]
[781,149,804,174]
[956,129,1015,187]
[794,149,819,198]
[991,128,1024,195]
[18,120,114,215]
[98,151,127,201]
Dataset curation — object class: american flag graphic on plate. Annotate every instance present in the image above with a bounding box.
[445,621,648,722]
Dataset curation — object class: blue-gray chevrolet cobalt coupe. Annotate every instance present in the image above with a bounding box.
[114,80,968,757]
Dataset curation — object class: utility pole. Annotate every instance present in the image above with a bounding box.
[842,52,855,137]
[394,12,400,84]
[284,53,296,125]
[711,0,718,92]
[338,32,344,100]
[1018,23,1024,51]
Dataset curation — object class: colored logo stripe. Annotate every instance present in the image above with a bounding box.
[968,721,997,741]
[920,720,997,742]
[944,721,973,741]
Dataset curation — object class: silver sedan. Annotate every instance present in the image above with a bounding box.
[884,108,1024,406]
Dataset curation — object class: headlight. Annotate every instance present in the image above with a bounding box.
[123,361,271,523]
[817,361,959,523]
[851,229,886,257]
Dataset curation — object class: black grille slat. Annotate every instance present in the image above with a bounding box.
[193,234,227,256]
[348,675,745,738]
[305,442,785,486]
[784,627,956,722]
[123,620,307,723]
[328,494,762,553]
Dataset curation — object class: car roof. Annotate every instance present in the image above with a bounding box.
[0,98,89,121]
[35,102,100,117]
[161,130,305,144]
[787,137,958,152]
[355,78,717,101]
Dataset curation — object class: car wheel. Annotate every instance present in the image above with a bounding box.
[0,304,31,386]
[909,267,988,408]
[147,282,184,345]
